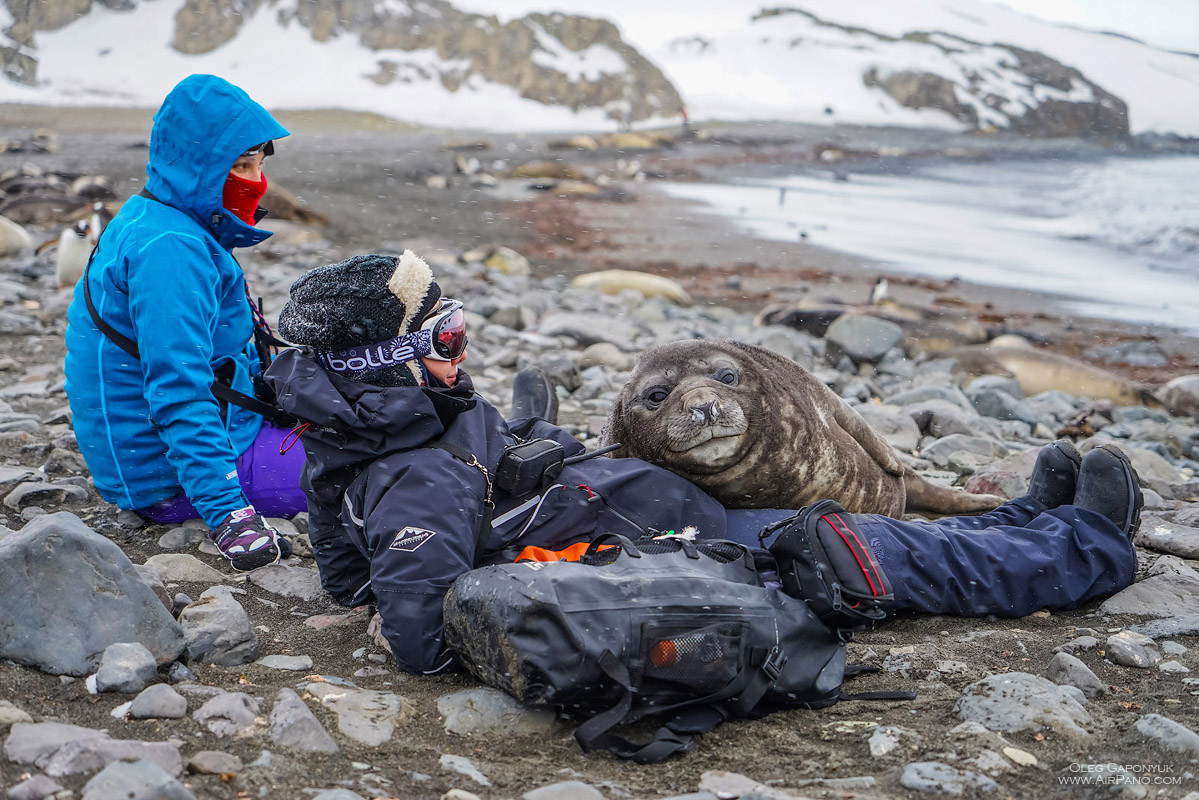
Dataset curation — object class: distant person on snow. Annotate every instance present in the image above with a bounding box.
[64,74,305,571]
[263,252,1142,675]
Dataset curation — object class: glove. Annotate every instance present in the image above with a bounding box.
[210,506,285,572]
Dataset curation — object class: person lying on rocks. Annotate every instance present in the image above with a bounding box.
[64,74,306,572]
[263,252,1143,675]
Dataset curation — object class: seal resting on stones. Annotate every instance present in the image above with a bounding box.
[601,339,1005,516]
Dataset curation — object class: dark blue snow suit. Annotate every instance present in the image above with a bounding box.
[264,349,1138,675]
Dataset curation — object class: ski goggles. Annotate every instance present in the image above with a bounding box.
[240,140,275,158]
[421,298,468,362]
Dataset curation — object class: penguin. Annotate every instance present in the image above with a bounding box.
[39,203,109,288]
[870,276,889,305]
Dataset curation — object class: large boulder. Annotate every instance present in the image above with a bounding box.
[1159,374,1199,418]
[0,513,184,676]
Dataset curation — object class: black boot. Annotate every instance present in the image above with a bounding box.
[511,367,558,425]
[1027,439,1082,509]
[1074,444,1143,539]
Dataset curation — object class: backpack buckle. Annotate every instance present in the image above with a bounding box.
[762,646,786,681]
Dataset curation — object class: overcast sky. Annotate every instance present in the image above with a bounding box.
[981,0,1199,53]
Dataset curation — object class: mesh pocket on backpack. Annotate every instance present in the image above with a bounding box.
[640,619,746,695]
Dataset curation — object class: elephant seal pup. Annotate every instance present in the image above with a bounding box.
[601,339,1004,516]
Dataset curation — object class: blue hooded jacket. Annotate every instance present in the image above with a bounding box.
[64,74,290,529]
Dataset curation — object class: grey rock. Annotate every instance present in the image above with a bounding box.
[0,465,35,487]
[129,684,188,720]
[1160,374,1199,417]
[0,699,33,730]
[1136,520,1199,559]
[437,688,557,737]
[1022,391,1086,426]
[81,759,196,800]
[1124,447,1184,495]
[920,434,1010,469]
[857,404,921,452]
[1147,553,1199,580]
[167,661,198,684]
[270,688,338,753]
[1105,630,1162,668]
[155,526,207,552]
[301,681,411,746]
[192,692,260,738]
[966,374,1023,400]
[1086,340,1169,367]
[905,400,982,439]
[255,654,314,671]
[310,792,366,800]
[178,586,260,666]
[538,313,633,348]
[744,326,816,370]
[246,563,323,601]
[890,384,974,409]
[440,754,491,787]
[6,774,64,800]
[955,672,1091,738]
[94,642,157,693]
[1159,660,1189,673]
[1046,652,1106,698]
[522,781,605,800]
[1054,635,1100,655]
[962,468,1026,500]
[1134,713,1199,754]
[968,388,1039,425]
[900,761,997,795]
[186,750,242,774]
[43,737,183,778]
[4,481,87,511]
[824,313,904,363]
[2,722,106,765]
[142,553,225,584]
[1163,640,1188,655]
[132,564,171,612]
[0,513,184,675]
[1100,573,1199,618]
[577,342,634,371]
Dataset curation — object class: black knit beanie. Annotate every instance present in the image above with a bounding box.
[278,251,442,386]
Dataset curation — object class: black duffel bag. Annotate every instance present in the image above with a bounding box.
[443,535,848,763]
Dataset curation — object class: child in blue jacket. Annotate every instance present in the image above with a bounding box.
[64,74,305,570]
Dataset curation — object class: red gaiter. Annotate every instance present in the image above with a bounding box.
[223,171,268,226]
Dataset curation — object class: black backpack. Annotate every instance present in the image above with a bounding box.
[444,535,851,763]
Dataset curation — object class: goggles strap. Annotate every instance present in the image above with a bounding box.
[315,329,433,373]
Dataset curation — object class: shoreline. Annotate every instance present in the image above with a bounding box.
[4,107,1197,385]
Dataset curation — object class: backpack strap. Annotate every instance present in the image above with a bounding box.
[423,441,495,566]
[574,645,788,764]
[80,196,296,428]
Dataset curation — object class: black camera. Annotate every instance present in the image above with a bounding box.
[495,439,566,496]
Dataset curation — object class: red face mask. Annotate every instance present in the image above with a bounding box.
[222,170,268,226]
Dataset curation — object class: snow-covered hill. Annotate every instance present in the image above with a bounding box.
[2,0,1198,136]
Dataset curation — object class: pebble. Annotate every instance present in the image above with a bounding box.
[94,642,158,693]
[270,688,339,753]
[301,680,413,747]
[246,563,324,600]
[255,654,314,671]
[436,688,557,737]
[80,759,196,800]
[1134,713,1199,754]
[192,692,260,738]
[0,699,33,730]
[6,774,64,800]
[178,586,260,666]
[142,553,225,583]
[187,750,243,774]
[1046,652,1106,698]
[129,683,188,719]
[522,782,605,800]
[439,754,492,787]
[954,672,1091,738]
[1105,630,1162,668]
[900,761,998,795]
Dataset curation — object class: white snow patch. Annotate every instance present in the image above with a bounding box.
[529,23,627,81]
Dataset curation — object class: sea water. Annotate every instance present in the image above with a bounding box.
[659,155,1199,333]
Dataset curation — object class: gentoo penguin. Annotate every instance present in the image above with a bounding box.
[40,203,109,288]
[869,276,889,305]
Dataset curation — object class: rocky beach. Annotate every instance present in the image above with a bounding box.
[3,107,1199,800]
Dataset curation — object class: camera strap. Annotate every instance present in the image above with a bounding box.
[424,441,495,566]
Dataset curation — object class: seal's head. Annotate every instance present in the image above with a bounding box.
[603,339,767,475]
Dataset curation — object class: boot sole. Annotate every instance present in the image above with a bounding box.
[1095,444,1143,538]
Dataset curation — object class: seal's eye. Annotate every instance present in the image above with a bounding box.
[643,386,671,409]
[715,368,738,386]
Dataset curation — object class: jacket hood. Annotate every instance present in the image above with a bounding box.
[146,74,290,250]
[264,348,475,473]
